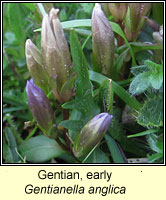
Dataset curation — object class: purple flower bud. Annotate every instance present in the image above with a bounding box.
[25,39,49,94]
[41,8,73,102]
[73,113,113,157]
[92,3,115,77]
[108,3,128,22]
[26,79,55,133]
[124,3,151,41]
[101,3,111,17]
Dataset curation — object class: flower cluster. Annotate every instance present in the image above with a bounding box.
[101,3,152,41]
[25,5,117,157]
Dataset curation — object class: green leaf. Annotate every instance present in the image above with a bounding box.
[127,129,159,138]
[59,120,84,131]
[62,19,91,29]
[150,71,163,90]
[60,72,77,100]
[7,3,28,40]
[89,70,107,84]
[3,133,14,163]
[19,135,65,163]
[3,91,27,107]
[70,29,92,98]
[113,48,129,79]
[129,72,151,95]
[3,106,27,113]
[137,95,163,127]
[67,110,82,140]
[105,134,126,163]
[131,42,162,53]
[110,22,136,65]
[145,60,162,72]
[4,128,20,163]
[23,3,35,11]
[147,153,163,163]
[108,115,146,157]
[84,147,110,163]
[117,43,162,55]
[89,70,142,111]
[131,65,150,76]
[152,3,163,25]
[147,134,162,153]
[69,29,99,121]
[98,79,114,113]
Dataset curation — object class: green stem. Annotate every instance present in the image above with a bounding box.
[117,78,133,86]
[81,33,92,50]
[25,126,38,141]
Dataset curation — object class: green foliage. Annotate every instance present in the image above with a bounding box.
[8,4,29,40]
[3,3,163,164]
[104,134,126,163]
[146,133,163,163]
[84,147,110,163]
[98,79,114,113]
[152,3,163,25]
[129,60,163,95]
[137,94,163,127]
[63,29,100,124]
[3,127,20,163]
[19,135,65,163]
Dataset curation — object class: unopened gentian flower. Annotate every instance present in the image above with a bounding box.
[25,39,49,94]
[124,3,151,41]
[73,113,113,157]
[152,24,163,63]
[108,3,128,22]
[92,3,115,77]
[26,79,55,134]
[100,3,111,17]
[41,8,75,103]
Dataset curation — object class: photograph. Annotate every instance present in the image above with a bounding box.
[2,2,164,164]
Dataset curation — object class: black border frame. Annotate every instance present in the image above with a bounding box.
[1,0,165,166]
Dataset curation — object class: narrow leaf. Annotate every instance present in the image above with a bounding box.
[89,70,142,111]
[127,129,159,138]
[69,29,99,120]
[4,128,20,163]
[105,134,126,163]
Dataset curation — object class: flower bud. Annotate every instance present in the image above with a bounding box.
[26,79,55,133]
[100,3,111,17]
[108,3,128,22]
[92,3,115,77]
[124,3,151,41]
[152,25,163,63]
[41,8,73,103]
[25,39,49,94]
[153,24,163,44]
[73,113,113,157]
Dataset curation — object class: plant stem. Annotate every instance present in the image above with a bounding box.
[117,22,125,47]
